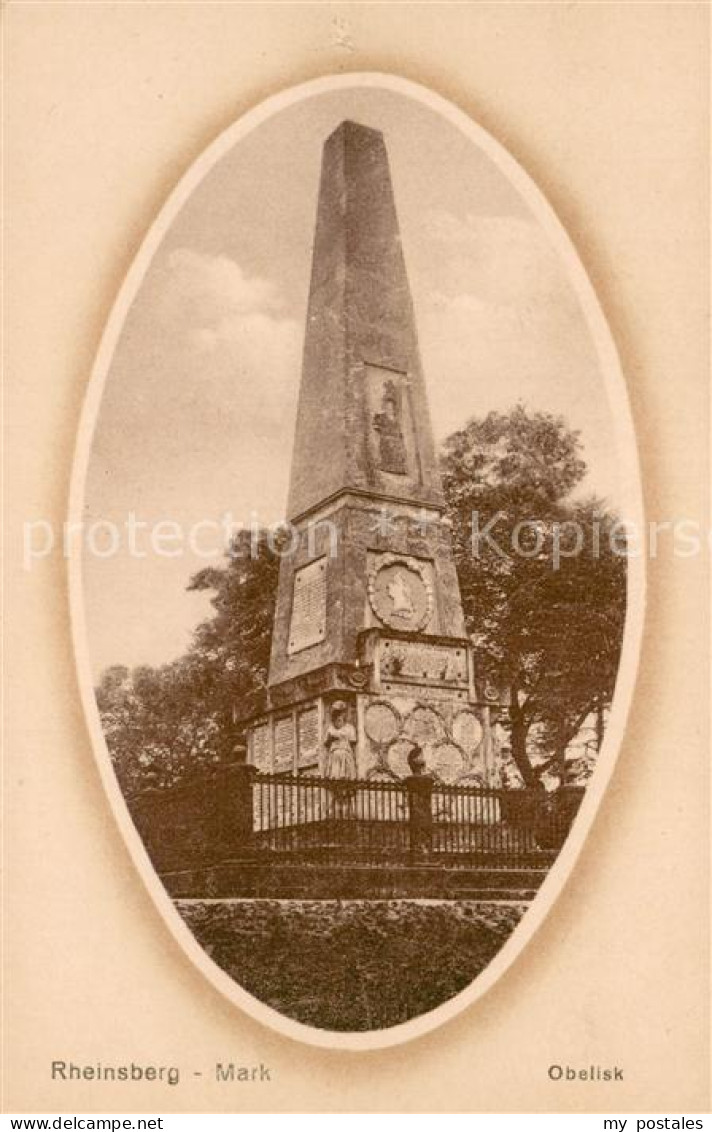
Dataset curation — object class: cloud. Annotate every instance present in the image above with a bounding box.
[89,246,305,540]
[422,211,571,308]
[412,212,607,473]
[164,247,283,319]
[155,247,302,432]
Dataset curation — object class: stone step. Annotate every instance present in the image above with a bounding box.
[448,888,539,902]
[166,859,551,899]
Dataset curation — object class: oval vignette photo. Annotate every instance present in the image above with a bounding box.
[70,75,644,1049]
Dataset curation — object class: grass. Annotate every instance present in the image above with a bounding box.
[176,898,526,1032]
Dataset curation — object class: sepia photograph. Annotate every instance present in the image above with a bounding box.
[69,76,644,1045]
[5,1,709,1116]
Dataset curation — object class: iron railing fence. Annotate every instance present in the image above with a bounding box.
[252,771,409,860]
[250,771,568,868]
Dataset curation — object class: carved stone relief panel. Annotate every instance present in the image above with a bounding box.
[367,553,434,633]
[365,365,416,479]
[288,557,327,655]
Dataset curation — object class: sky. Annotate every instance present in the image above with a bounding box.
[83,86,621,679]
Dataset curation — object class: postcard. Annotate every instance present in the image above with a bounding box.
[4,1,709,1114]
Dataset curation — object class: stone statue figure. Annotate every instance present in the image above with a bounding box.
[386,569,415,618]
[373,379,408,474]
[324,700,357,779]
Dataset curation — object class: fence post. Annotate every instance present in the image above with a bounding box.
[215,755,257,852]
[405,772,434,857]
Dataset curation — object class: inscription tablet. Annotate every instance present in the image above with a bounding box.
[274,715,295,771]
[297,705,320,768]
[381,638,468,686]
[288,558,327,654]
[251,722,271,771]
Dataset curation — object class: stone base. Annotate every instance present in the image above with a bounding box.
[245,629,504,785]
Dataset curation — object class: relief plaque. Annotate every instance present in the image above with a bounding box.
[371,370,409,475]
[368,554,433,633]
[452,710,483,754]
[273,714,295,771]
[288,557,327,654]
[297,705,320,768]
[428,741,464,784]
[404,705,446,746]
[387,738,416,780]
[250,722,271,771]
[380,638,468,687]
[364,700,400,746]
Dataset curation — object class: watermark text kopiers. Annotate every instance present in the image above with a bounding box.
[23,509,709,572]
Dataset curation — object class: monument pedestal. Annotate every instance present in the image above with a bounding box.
[246,628,502,785]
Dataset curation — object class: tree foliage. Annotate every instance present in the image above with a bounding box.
[441,404,626,789]
[96,530,279,795]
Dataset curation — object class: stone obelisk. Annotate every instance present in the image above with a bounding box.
[245,121,494,784]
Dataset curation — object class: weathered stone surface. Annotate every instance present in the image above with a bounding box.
[253,122,478,773]
[287,557,327,654]
[268,498,467,687]
[286,120,443,521]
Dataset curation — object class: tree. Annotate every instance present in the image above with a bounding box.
[95,657,226,795]
[186,527,280,721]
[96,529,280,794]
[441,404,626,790]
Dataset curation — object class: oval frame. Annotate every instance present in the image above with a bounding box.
[68,72,646,1051]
